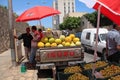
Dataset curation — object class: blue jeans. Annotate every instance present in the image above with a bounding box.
[29,47,38,64]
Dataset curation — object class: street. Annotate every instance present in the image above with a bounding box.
[84,51,100,63]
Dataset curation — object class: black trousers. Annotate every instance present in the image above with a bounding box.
[107,51,120,63]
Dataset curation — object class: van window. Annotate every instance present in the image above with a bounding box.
[100,34,107,41]
[94,33,107,41]
[86,32,90,40]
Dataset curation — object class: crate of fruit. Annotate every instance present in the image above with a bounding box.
[57,71,92,80]
[108,74,120,80]
[56,64,83,74]
[79,60,109,72]
[94,64,120,80]
[56,64,93,80]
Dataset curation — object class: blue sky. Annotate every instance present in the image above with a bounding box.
[0,0,94,28]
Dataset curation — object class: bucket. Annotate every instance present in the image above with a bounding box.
[21,62,26,73]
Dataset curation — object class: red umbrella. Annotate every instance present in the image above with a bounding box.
[79,0,120,25]
[16,6,60,22]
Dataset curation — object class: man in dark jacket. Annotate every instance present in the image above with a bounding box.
[14,27,33,60]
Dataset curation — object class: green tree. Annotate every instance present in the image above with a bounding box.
[84,11,113,27]
[59,17,81,30]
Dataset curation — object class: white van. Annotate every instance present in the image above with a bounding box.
[81,28,108,54]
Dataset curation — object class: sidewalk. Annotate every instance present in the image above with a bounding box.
[0,49,37,80]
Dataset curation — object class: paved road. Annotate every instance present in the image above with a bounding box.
[0,50,11,65]
[84,51,100,63]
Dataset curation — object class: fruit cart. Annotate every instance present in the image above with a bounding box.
[35,46,84,80]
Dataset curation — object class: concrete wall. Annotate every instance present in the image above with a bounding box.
[81,16,94,30]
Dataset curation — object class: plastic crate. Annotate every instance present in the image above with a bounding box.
[80,60,109,72]
[108,74,120,80]
[94,64,120,80]
[96,73,120,80]
[108,62,120,66]
[96,77,109,80]
[56,62,85,73]
[57,70,92,80]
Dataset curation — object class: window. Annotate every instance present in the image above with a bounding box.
[72,2,74,6]
[86,32,90,40]
[68,2,70,6]
[100,34,107,41]
[94,33,107,42]
[68,6,70,13]
[94,34,100,41]
[64,3,66,6]
[72,7,74,12]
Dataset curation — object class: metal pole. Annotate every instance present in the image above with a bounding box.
[92,5,101,79]
[39,20,42,28]
[8,0,16,66]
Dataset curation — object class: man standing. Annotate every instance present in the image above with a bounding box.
[106,24,120,63]
[14,27,33,60]
[29,26,41,65]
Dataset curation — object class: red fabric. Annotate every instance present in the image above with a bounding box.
[16,6,60,22]
[93,0,120,25]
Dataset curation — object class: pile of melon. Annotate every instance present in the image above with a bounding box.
[37,34,81,48]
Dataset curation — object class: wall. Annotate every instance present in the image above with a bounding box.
[0,6,29,54]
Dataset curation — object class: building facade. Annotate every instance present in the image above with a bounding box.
[52,0,75,29]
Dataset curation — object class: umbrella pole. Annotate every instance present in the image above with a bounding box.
[92,5,102,79]
[39,20,42,28]
[94,5,101,62]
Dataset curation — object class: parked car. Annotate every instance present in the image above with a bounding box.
[81,28,108,55]
[75,32,82,39]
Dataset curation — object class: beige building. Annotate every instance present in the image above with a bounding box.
[52,0,75,29]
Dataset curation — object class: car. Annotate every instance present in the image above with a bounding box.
[81,28,108,56]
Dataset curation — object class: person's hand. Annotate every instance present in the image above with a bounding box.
[14,35,17,39]
[117,45,120,50]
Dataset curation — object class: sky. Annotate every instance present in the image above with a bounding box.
[0,0,94,28]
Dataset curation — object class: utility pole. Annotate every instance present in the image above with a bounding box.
[8,0,16,66]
